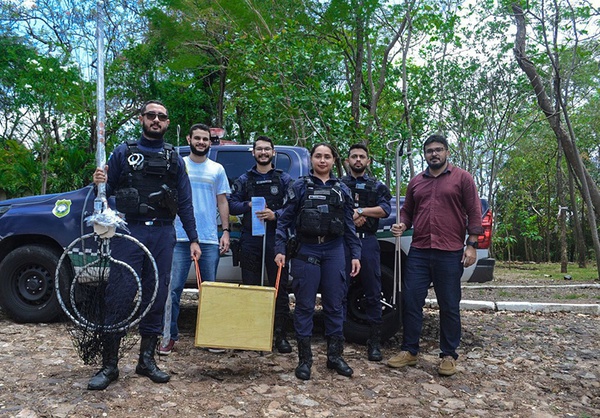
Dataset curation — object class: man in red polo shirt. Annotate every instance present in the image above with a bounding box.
[387,134,483,376]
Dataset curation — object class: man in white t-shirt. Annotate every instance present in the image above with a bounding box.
[159,123,231,355]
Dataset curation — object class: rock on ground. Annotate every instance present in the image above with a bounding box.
[0,305,598,418]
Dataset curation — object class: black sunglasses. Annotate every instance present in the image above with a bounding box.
[143,112,168,122]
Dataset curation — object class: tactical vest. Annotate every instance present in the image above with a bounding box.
[115,140,179,218]
[242,169,286,229]
[342,176,380,234]
[296,177,345,238]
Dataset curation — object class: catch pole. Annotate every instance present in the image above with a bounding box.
[94,0,107,214]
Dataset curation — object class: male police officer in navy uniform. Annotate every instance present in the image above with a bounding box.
[342,143,392,361]
[91,100,200,390]
[229,136,293,353]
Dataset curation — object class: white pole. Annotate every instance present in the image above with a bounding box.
[94,0,107,214]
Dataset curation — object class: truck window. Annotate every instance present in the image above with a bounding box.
[214,150,254,183]
[215,150,292,183]
[274,153,291,173]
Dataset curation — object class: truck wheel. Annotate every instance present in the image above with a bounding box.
[344,265,401,345]
[0,245,66,323]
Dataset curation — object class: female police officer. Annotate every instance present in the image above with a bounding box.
[275,143,361,380]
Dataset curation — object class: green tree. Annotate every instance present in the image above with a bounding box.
[511,1,600,276]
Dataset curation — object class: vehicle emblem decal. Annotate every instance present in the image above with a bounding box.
[52,199,72,218]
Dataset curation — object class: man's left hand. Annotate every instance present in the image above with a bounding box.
[219,233,230,254]
[256,208,276,221]
[462,246,477,267]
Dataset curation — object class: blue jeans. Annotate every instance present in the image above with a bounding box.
[401,247,463,359]
[166,241,220,341]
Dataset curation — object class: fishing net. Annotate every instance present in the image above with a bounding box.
[55,228,159,365]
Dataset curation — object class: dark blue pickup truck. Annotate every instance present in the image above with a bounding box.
[0,143,494,343]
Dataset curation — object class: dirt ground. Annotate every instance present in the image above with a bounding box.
[1,269,599,418]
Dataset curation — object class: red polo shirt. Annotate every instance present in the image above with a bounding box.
[401,163,483,252]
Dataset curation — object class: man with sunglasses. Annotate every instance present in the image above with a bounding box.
[91,100,201,390]
[387,134,483,377]
[228,136,294,353]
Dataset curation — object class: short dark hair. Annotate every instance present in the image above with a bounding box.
[254,135,274,149]
[140,100,167,115]
[423,134,449,151]
[348,143,369,157]
[188,123,210,137]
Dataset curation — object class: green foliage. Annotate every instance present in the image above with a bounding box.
[0,140,41,197]
[44,145,95,193]
[1,0,599,270]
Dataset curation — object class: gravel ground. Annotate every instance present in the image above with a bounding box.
[0,269,599,418]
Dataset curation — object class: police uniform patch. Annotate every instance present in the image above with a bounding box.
[287,187,296,200]
[270,185,279,195]
[52,199,72,218]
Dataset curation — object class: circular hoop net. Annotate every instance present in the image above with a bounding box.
[55,232,159,364]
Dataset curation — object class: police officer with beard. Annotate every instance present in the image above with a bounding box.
[275,143,361,381]
[91,100,200,390]
[341,143,391,362]
[228,136,293,353]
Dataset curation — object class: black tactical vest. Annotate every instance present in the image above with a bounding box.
[296,177,345,238]
[115,141,179,218]
[241,169,286,229]
[342,175,379,233]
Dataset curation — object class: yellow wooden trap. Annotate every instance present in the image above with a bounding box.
[194,259,281,352]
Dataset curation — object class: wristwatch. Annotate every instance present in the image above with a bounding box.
[222,227,231,232]
[357,208,364,215]
[466,240,478,249]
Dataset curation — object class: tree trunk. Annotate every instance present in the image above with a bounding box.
[568,168,586,268]
[512,4,600,217]
[350,5,365,132]
[216,57,227,128]
[512,3,600,279]
[557,147,568,273]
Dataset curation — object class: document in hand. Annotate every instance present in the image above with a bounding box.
[251,196,266,236]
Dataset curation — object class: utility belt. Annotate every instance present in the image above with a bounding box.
[355,232,375,239]
[299,235,338,245]
[294,253,321,266]
[127,219,174,227]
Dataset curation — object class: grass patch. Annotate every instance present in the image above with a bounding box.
[498,290,517,298]
[495,261,599,282]
[553,293,587,300]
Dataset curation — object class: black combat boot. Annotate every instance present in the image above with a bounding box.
[367,324,383,362]
[88,335,121,390]
[274,315,292,353]
[295,337,313,380]
[135,335,170,383]
[326,336,353,377]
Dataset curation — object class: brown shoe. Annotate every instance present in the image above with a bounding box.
[387,351,418,368]
[438,357,457,376]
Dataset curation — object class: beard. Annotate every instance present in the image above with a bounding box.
[190,145,210,156]
[142,123,167,140]
[255,156,274,167]
[350,165,366,176]
[427,156,447,170]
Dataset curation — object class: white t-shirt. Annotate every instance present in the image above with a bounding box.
[174,156,231,244]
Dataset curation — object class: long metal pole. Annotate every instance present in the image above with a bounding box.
[94,0,107,214]
[393,141,404,305]
[386,137,406,306]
